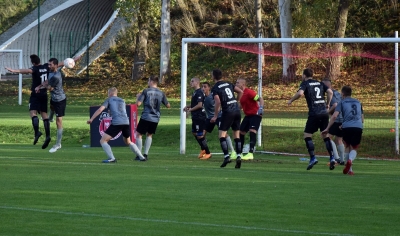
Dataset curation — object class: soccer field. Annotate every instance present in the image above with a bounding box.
[1,144,400,235]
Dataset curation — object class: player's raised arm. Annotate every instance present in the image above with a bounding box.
[5,67,33,74]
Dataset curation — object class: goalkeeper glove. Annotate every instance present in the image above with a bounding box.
[257,106,264,115]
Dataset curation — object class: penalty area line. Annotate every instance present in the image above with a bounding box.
[0,205,353,236]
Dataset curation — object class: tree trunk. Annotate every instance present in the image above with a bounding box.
[132,14,149,81]
[278,0,295,81]
[326,0,349,80]
[159,0,171,84]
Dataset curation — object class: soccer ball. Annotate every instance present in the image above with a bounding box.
[64,58,75,69]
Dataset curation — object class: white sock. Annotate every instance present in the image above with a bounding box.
[129,143,144,159]
[344,152,349,162]
[349,150,357,161]
[101,142,115,160]
[56,128,63,146]
[136,137,142,152]
[338,144,345,162]
[144,137,152,155]
[226,136,235,153]
[330,140,339,159]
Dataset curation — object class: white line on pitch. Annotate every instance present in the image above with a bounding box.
[0,205,353,236]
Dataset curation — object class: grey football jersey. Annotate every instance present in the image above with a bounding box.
[335,97,363,129]
[331,89,343,123]
[138,87,169,123]
[48,70,66,102]
[102,96,129,125]
[203,93,222,119]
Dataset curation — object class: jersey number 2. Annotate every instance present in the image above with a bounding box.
[314,87,321,98]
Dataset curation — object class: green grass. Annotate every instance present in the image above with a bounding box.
[1,144,400,235]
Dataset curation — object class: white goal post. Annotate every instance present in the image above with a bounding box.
[0,49,23,105]
[180,37,400,155]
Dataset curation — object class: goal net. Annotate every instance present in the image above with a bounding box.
[180,38,399,159]
[0,50,23,105]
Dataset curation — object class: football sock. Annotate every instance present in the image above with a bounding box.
[199,137,210,154]
[338,144,345,162]
[56,128,63,146]
[196,136,204,150]
[324,137,334,158]
[43,119,50,137]
[234,138,242,157]
[136,137,143,152]
[304,137,315,158]
[219,137,229,156]
[101,142,115,160]
[32,116,39,135]
[144,137,152,155]
[129,143,144,159]
[249,132,256,153]
[239,134,245,153]
[330,140,339,160]
[345,152,349,162]
[226,136,235,153]
[349,150,357,161]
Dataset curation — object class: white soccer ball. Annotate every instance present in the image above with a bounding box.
[64,58,75,69]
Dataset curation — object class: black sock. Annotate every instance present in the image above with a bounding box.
[195,136,204,150]
[234,138,242,156]
[32,116,39,135]
[43,119,50,137]
[324,137,334,158]
[249,132,256,153]
[199,137,210,154]
[219,137,229,156]
[240,134,245,153]
[304,137,315,158]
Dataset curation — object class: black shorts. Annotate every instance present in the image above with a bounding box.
[192,118,205,135]
[105,124,130,138]
[342,127,363,148]
[50,98,66,117]
[329,122,343,137]
[304,113,329,134]
[205,118,221,133]
[219,111,241,132]
[136,118,158,135]
[29,93,48,113]
[240,115,262,132]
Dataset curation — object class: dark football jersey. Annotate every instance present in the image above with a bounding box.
[30,63,49,95]
[190,88,206,120]
[211,81,239,113]
[298,79,329,116]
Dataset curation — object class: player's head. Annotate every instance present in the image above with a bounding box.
[322,78,332,88]
[302,68,313,80]
[48,58,59,71]
[190,77,200,88]
[212,69,222,81]
[148,75,159,87]
[341,85,352,97]
[236,78,246,90]
[201,82,211,94]
[108,87,118,97]
[30,54,40,66]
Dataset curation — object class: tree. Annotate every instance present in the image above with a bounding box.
[115,0,161,81]
[326,0,350,80]
[159,0,171,83]
[278,0,295,81]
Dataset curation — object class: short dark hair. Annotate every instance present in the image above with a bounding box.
[212,69,222,80]
[49,58,58,65]
[202,82,211,88]
[149,75,159,84]
[303,68,313,78]
[30,54,40,65]
[341,85,352,97]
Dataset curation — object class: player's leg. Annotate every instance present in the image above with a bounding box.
[243,115,262,161]
[335,123,345,164]
[122,125,146,161]
[218,114,231,167]
[49,104,55,122]
[239,116,248,157]
[342,128,354,174]
[192,119,206,158]
[197,119,211,160]
[304,116,318,170]
[143,121,158,159]
[40,96,51,149]
[29,95,42,144]
[135,118,146,160]
[100,128,116,163]
[231,111,242,168]
[320,114,335,170]
[346,128,362,175]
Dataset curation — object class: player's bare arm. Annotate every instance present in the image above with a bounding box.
[87,106,106,124]
[135,92,143,107]
[328,102,337,115]
[288,90,304,105]
[211,95,221,123]
[5,67,33,74]
[234,86,243,101]
[322,111,339,134]
[326,88,333,109]
[185,102,203,113]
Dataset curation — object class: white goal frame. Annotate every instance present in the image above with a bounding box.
[180,37,400,155]
[0,49,23,105]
